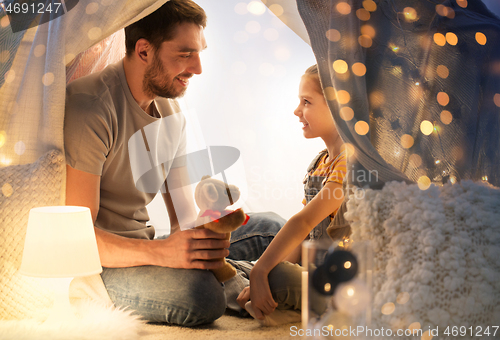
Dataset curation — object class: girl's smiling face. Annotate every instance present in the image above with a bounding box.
[294,75,336,140]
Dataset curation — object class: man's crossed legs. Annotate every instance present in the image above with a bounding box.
[100,212,302,326]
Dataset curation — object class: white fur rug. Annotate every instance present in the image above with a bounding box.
[0,300,143,340]
[0,301,298,340]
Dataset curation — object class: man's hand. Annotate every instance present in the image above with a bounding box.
[150,228,230,269]
[237,286,251,309]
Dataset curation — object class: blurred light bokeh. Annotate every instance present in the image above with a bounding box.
[149,0,319,233]
[149,0,500,234]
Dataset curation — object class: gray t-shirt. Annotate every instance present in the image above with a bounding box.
[65,60,186,240]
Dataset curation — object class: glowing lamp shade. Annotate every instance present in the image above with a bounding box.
[20,206,102,324]
[20,206,102,277]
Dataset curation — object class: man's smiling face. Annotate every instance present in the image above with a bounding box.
[143,21,207,99]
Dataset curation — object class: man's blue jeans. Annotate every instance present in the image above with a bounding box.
[100,212,302,326]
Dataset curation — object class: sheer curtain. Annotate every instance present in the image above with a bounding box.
[296,0,500,189]
[1,0,168,166]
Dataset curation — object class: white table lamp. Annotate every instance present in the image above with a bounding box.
[19,206,102,324]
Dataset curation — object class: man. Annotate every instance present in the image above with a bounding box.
[64,0,291,326]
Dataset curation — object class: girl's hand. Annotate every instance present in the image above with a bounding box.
[247,271,278,319]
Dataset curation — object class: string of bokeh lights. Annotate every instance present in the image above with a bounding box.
[321,0,499,190]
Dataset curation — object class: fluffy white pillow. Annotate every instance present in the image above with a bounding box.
[346,181,500,332]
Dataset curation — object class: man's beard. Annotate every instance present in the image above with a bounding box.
[143,53,188,99]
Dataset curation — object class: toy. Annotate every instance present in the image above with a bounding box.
[194,175,249,282]
[311,249,358,295]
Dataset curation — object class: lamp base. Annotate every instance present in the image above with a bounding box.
[44,277,79,325]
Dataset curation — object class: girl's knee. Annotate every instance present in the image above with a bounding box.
[268,262,303,309]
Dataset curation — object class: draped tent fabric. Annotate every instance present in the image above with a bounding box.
[295,0,500,332]
[0,0,168,320]
[296,0,500,189]
[0,0,168,166]
[66,29,126,85]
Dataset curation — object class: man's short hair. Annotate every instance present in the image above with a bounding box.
[125,0,207,56]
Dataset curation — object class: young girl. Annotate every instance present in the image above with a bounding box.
[237,65,346,322]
